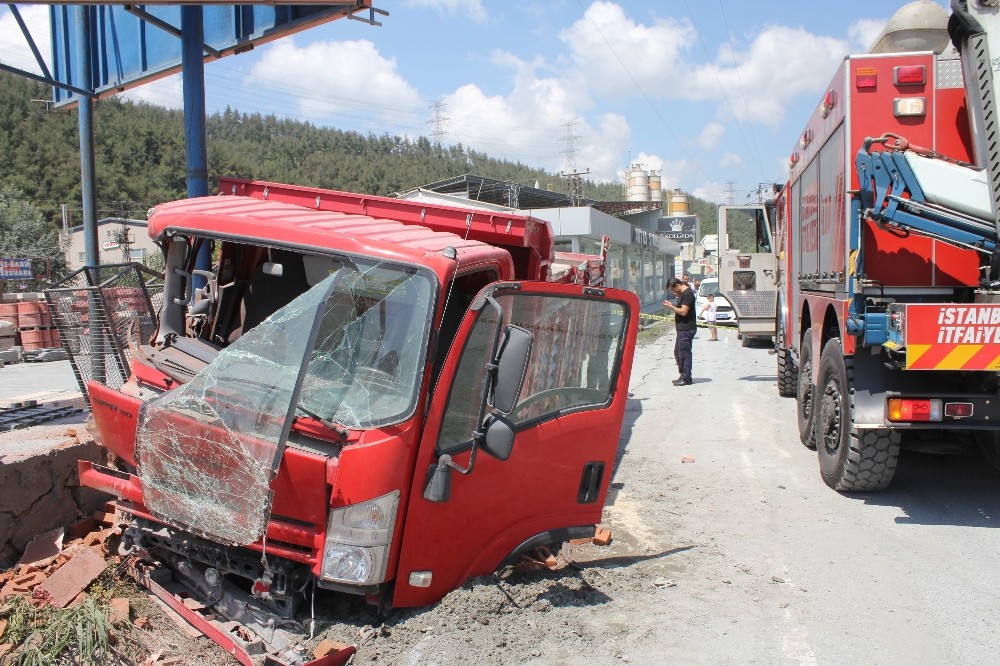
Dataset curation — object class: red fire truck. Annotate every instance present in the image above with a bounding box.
[762,0,1000,492]
[69,177,638,661]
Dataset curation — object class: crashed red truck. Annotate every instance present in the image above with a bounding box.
[77,178,638,633]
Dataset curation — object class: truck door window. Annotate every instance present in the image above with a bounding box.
[436,293,628,454]
[726,208,772,253]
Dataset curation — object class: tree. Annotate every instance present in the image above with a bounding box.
[0,185,68,290]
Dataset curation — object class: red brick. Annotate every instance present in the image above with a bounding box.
[592,527,612,546]
[36,547,107,608]
[108,598,130,624]
[313,639,352,659]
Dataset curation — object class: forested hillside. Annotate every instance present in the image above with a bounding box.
[0,70,717,234]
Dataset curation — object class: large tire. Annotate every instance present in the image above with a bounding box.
[975,431,1000,473]
[776,317,797,398]
[796,328,817,449]
[815,338,900,492]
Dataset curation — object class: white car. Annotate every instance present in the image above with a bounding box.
[695,278,736,326]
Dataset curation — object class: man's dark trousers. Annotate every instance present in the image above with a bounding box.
[675,328,695,383]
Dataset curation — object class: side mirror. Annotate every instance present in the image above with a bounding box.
[490,325,532,415]
[481,415,515,461]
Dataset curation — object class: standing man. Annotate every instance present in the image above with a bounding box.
[664,276,696,386]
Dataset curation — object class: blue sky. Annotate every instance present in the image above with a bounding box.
[0,1,949,203]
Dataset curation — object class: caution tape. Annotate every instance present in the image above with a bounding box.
[639,313,718,328]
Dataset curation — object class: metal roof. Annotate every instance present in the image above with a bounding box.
[414,174,593,209]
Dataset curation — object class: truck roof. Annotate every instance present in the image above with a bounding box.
[147,195,516,274]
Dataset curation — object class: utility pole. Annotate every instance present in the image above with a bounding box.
[427,99,449,146]
[558,120,589,206]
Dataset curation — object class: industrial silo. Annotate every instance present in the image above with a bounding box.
[627,164,650,201]
[668,188,689,215]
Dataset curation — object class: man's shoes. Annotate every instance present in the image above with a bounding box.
[671,378,693,386]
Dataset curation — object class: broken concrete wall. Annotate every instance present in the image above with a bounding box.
[0,425,111,568]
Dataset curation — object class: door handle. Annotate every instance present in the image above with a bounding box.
[577,461,605,503]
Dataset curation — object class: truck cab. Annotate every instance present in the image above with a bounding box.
[717,203,777,345]
[78,179,639,616]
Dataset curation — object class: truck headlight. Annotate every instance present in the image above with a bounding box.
[321,491,399,585]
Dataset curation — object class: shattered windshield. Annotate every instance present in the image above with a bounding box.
[299,264,433,429]
[135,259,433,546]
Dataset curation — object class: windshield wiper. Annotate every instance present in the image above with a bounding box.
[296,403,350,441]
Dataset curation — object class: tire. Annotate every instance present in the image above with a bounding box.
[776,318,797,398]
[815,338,900,492]
[975,431,1000,473]
[796,328,817,449]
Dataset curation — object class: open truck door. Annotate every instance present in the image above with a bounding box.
[393,281,638,607]
[718,204,777,345]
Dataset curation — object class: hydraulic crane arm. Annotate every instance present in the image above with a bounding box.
[856,136,999,261]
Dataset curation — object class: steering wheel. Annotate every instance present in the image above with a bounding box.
[354,365,401,392]
[510,386,607,420]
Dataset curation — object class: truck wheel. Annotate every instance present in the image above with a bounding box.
[796,328,817,449]
[776,320,797,398]
[974,431,1000,473]
[815,338,900,492]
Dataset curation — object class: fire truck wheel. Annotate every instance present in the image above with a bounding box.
[816,338,900,492]
[796,328,817,449]
[974,432,1000,473]
[776,320,797,398]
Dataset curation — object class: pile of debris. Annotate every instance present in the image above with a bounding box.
[0,508,357,666]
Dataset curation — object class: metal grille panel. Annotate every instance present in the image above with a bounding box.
[725,290,776,319]
[44,263,163,403]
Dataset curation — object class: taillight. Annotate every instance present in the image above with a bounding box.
[887,398,942,422]
[894,65,926,85]
[856,67,877,89]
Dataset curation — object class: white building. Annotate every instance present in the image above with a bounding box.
[64,218,159,270]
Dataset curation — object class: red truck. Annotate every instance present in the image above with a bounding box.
[74,178,638,639]
[723,1,1000,492]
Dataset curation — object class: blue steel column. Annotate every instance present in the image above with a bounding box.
[181,5,212,282]
[74,6,98,267]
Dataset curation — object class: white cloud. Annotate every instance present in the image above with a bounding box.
[246,39,422,125]
[559,2,695,99]
[697,123,725,151]
[438,51,631,182]
[402,0,487,23]
[692,181,729,205]
[0,6,50,74]
[719,152,743,168]
[848,18,887,53]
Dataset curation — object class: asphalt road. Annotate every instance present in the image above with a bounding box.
[612,324,1000,665]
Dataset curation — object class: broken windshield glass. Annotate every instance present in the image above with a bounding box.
[135,258,433,546]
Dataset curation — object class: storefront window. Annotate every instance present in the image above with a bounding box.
[627,250,641,301]
[608,244,624,290]
[553,238,573,253]
[654,257,665,300]
[642,248,655,304]
[579,237,604,256]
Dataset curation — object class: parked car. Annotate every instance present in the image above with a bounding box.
[695,278,736,326]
